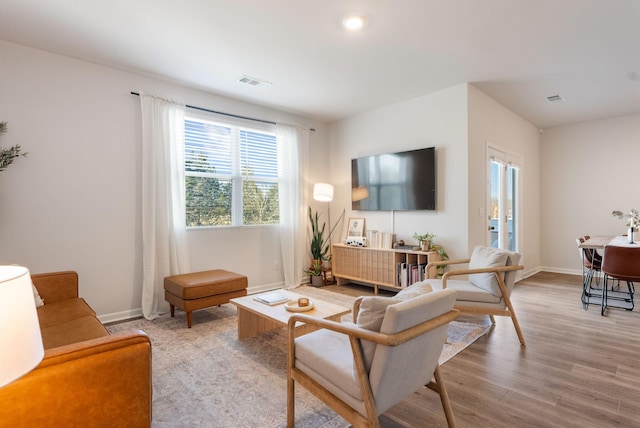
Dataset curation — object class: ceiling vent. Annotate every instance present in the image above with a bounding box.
[238,75,272,88]
[546,94,564,103]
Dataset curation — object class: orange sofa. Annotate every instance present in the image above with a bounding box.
[0,271,152,427]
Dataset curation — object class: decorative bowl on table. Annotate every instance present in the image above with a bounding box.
[284,300,314,312]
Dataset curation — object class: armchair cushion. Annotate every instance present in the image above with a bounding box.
[295,328,362,401]
[355,296,401,371]
[469,246,509,296]
[395,281,433,300]
[440,280,502,304]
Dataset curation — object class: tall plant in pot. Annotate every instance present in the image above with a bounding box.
[308,206,344,265]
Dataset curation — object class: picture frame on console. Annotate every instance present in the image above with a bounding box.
[347,218,365,237]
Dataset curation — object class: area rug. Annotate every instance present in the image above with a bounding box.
[107,287,489,428]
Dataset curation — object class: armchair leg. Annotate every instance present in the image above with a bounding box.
[489,315,496,324]
[510,312,526,346]
[433,365,456,428]
[503,296,526,346]
[287,375,295,427]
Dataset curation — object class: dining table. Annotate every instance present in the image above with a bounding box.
[578,235,638,312]
[579,235,638,250]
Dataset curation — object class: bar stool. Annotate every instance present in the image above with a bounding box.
[600,245,640,316]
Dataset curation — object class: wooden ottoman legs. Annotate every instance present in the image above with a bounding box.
[169,303,193,328]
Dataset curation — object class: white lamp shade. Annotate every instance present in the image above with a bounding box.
[0,266,44,387]
[313,183,334,202]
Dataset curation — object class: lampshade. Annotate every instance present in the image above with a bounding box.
[0,265,44,387]
[313,183,334,202]
[351,186,369,202]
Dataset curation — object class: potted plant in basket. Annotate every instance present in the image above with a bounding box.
[304,260,324,287]
[413,232,437,252]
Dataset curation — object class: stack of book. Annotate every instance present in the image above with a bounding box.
[253,291,290,306]
[396,262,428,287]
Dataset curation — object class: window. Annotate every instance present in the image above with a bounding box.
[184,115,279,227]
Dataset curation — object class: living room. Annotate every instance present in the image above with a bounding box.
[1,1,640,427]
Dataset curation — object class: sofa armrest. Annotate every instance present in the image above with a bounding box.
[31,271,79,303]
[0,330,152,428]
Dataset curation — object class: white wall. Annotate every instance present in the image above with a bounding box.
[540,113,640,273]
[329,84,471,260]
[0,41,327,321]
[468,85,541,275]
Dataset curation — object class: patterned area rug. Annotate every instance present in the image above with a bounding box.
[107,286,489,428]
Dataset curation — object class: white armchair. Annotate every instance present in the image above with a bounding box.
[426,245,525,346]
[286,288,459,428]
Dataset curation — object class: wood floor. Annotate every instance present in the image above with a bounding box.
[325,272,640,427]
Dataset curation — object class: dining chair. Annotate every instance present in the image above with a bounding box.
[286,289,459,428]
[600,245,640,316]
[426,245,525,346]
[576,236,603,310]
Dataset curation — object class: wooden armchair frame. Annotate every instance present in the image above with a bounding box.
[286,305,460,428]
[426,258,525,346]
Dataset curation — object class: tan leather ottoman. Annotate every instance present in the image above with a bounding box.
[164,270,248,328]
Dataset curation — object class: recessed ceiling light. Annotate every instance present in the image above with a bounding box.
[342,15,367,31]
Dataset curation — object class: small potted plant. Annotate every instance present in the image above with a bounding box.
[413,232,437,252]
[304,260,324,287]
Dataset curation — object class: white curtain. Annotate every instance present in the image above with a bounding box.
[140,92,191,320]
[277,124,309,289]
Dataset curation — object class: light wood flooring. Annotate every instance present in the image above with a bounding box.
[325,272,640,427]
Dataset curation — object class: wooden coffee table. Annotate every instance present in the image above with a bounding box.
[230,289,351,339]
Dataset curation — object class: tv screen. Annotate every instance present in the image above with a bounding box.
[351,147,436,211]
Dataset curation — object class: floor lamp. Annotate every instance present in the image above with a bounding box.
[313,182,334,264]
[0,265,44,387]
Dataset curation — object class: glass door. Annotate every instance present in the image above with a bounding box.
[487,146,521,251]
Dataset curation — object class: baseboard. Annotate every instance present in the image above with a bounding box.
[538,266,582,276]
[99,308,143,324]
[248,281,286,294]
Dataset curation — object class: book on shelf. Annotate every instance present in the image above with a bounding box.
[398,262,408,287]
[254,291,290,306]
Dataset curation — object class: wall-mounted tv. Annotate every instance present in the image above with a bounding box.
[351,147,436,211]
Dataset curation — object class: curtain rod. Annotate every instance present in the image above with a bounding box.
[130,92,315,132]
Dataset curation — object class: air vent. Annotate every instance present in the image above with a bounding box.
[546,94,564,103]
[238,75,272,88]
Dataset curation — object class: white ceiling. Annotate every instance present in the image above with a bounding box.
[2,0,639,129]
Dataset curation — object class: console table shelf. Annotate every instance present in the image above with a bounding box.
[332,243,440,294]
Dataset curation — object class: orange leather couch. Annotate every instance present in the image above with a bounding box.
[0,271,152,427]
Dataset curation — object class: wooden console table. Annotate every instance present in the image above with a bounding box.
[331,243,440,294]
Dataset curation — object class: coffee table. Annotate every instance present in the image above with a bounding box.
[230,289,351,339]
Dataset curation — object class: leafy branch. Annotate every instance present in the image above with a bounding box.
[0,122,28,173]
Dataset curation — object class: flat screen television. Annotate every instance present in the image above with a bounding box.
[351,147,436,211]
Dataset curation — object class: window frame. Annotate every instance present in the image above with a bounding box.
[184,111,279,229]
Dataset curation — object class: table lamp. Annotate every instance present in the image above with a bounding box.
[0,265,44,387]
